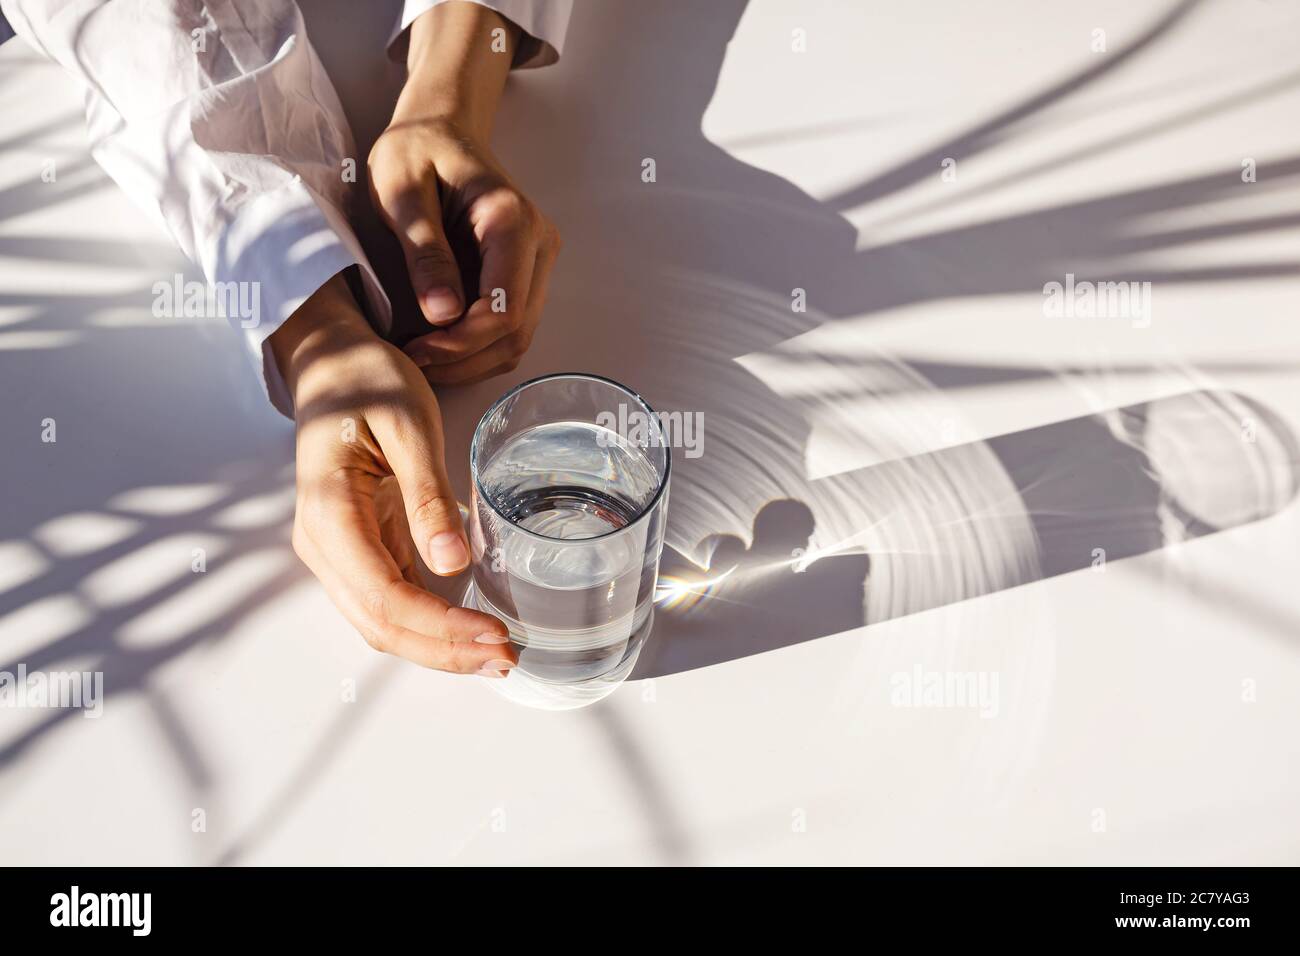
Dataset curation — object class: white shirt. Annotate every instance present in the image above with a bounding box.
[0,0,572,415]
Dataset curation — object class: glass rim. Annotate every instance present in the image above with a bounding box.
[469,372,673,544]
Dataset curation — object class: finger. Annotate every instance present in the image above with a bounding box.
[383,624,517,676]
[390,521,423,586]
[404,301,513,367]
[399,557,421,586]
[407,229,558,368]
[375,478,421,582]
[421,332,529,386]
[519,221,559,332]
[297,484,513,671]
[471,192,537,336]
[375,179,465,325]
[420,240,556,384]
[366,403,472,578]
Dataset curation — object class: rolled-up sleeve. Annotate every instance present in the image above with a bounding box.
[0,0,392,417]
[391,0,572,68]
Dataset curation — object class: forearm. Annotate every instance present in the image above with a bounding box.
[396,1,520,140]
[269,273,380,404]
[3,0,393,416]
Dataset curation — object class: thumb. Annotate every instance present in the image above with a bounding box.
[383,184,466,326]
[375,413,470,576]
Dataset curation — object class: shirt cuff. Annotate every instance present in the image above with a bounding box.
[389,0,571,68]
[208,178,391,418]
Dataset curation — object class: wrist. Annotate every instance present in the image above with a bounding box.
[397,2,517,142]
[269,273,376,401]
[388,99,488,151]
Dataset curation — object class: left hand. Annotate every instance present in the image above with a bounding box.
[369,116,561,386]
[269,273,516,677]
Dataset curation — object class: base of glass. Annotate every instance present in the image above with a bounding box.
[461,580,652,711]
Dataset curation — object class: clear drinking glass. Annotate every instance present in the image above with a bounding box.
[465,373,671,710]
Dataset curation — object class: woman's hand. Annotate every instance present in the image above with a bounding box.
[368,1,560,386]
[270,274,517,678]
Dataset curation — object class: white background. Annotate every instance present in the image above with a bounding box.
[1,0,1298,864]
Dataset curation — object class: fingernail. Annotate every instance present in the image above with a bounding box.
[477,667,508,679]
[474,632,510,644]
[477,659,516,678]
[429,531,469,574]
[422,286,462,324]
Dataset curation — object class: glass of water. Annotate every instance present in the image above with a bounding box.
[465,373,671,709]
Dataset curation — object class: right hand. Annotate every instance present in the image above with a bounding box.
[269,274,518,678]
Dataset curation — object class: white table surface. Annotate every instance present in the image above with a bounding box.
[2,0,1298,865]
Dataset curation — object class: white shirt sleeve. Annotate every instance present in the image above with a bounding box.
[0,0,392,417]
[391,0,573,67]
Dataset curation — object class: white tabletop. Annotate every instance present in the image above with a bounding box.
[2,0,1298,864]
